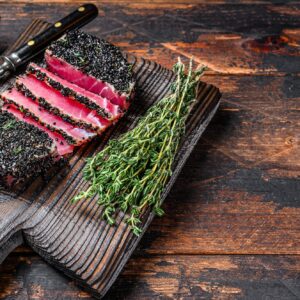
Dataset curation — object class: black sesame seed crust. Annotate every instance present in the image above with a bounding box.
[0,110,55,185]
[48,30,134,93]
[0,96,77,145]
[27,65,113,119]
[15,82,98,132]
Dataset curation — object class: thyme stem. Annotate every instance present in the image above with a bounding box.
[72,58,206,235]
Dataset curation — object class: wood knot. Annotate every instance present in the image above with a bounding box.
[245,35,295,54]
[285,136,295,146]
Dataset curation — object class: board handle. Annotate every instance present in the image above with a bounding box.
[0,195,28,263]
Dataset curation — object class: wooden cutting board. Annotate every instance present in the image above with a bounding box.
[0,20,221,299]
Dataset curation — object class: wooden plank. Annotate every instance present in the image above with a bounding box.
[142,167,300,255]
[1,251,300,299]
[202,75,300,167]
[0,3,299,74]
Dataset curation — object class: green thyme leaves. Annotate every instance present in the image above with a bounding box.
[2,119,17,130]
[72,58,206,235]
[13,146,23,155]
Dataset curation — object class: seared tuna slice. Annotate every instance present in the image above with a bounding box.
[27,63,122,121]
[16,75,111,133]
[2,104,74,156]
[45,30,134,110]
[1,88,96,146]
[0,110,55,186]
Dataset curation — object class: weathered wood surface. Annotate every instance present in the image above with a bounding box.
[1,252,300,300]
[1,2,300,73]
[1,1,300,299]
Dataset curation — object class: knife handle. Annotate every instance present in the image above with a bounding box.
[9,3,98,67]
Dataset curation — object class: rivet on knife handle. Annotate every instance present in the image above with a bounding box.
[0,3,98,82]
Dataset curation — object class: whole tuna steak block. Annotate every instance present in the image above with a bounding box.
[0,110,56,186]
[45,30,134,110]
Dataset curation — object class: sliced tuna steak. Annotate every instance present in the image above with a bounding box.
[45,30,134,110]
[0,110,55,186]
[16,75,111,133]
[1,88,95,146]
[27,63,122,121]
[45,52,128,109]
[0,30,134,186]
[3,104,74,156]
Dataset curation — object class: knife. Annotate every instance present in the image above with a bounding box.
[0,3,98,82]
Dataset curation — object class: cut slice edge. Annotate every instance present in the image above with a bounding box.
[1,88,96,146]
[16,75,111,133]
[45,50,132,110]
[2,103,74,156]
[27,63,123,121]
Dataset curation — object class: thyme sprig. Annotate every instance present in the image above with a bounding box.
[2,119,17,130]
[72,58,206,235]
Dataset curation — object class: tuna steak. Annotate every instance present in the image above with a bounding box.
[0,29,134,186]
[16,75,110,132]
[1,88,95,146]
[45,30,134,110]
[2,104,74,156]
[27,63,122,121]
[0,110,56,186]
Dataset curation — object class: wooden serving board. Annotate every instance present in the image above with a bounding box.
[0,20,221,299]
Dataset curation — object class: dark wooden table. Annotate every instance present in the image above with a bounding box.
[0,1,299,299]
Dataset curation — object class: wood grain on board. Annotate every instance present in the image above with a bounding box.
[0,1,299,299]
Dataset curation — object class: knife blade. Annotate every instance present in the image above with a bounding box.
[0,3,98,82]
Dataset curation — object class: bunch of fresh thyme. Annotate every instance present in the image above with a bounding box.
[72,58,206,235]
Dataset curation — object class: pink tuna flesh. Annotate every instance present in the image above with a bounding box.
[29,63,122,120]
[17,75,111,132]
[2,104,74,156]
[2,88,96,146]
[45,50,129,110]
